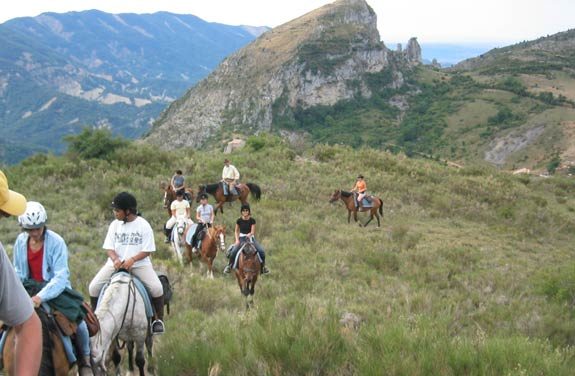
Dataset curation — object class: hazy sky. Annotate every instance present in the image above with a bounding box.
[0,0,573,44]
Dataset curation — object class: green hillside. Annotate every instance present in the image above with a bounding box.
[2,135,575,374]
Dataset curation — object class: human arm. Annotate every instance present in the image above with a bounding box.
[121,251,153,270]
[12,311,42,376]
[195,207,202,223]
[234,223,240,245]
[209,206,215,224]
[106,249,124,269]
[35,232,70,303]
[233,166,240,180]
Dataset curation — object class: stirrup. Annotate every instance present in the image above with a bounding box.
[262,266,270,275]
[151,319,165,335]
[223,265,231,274]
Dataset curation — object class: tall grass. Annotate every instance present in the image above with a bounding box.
[1,136,574,374]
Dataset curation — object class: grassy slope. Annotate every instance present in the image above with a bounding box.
[1,137,575,375]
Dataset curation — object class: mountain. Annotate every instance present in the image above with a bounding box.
[145,0,421,149]
[148,2,575,173]
[0,10,267,163]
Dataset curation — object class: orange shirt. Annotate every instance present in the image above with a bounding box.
[353,180,366,192]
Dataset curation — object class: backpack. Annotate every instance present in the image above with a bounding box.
[157,273,173,315]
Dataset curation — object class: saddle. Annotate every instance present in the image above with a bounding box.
[353,192,373,208]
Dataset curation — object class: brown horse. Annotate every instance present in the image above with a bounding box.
[329,189,383,227]
[3,308,70,376]
[235,241,261,309]
[184,224,226,279]
[197,182,261,215]
[163,184,194,217]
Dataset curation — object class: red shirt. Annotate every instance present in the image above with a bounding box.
[27,243,44,282]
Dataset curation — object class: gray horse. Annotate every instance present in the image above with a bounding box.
[91,272,154,376]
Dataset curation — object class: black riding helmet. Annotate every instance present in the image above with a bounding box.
[111,192,138,213]
[240,204,250,213]
[199,193,208,200]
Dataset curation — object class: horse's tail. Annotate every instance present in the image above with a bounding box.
[378,197,383,216]
[246,183,261,200]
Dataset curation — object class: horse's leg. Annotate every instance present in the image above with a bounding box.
[127,341,135,374]
[347,210,351,223]
[135,342,146,376]
[112,344,122,376]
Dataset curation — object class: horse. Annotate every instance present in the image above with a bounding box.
[163,184,194,217]
[3,307,70,376]
[234,240,261,309]
[197,182,261,215]
[329,189,383,227]
[184,225,226,279]
[171,216,189,265]
[90,272,153,376]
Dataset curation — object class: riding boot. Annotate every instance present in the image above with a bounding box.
[164,227,172,243]
[261,263,270,275]
[78,355,94,376]
[151,296,165,335]
[90,296,99,311]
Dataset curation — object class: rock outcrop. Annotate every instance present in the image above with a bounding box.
[146,0,394,149]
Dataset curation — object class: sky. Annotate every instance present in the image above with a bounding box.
[0,0,573,45]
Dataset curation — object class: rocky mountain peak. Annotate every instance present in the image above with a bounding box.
[146,0,394,149]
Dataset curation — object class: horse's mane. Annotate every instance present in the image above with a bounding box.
[340,190,353,198]
[97,274,129,313]
[204,183,220,194]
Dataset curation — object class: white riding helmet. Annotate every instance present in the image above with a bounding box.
[18,201,47,229]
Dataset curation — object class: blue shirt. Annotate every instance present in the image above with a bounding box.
[13,229,71,302]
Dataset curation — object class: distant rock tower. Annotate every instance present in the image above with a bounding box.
[396,43,402,52]
[405,37,422,64]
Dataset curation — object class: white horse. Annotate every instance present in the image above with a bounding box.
[91,272,154,376]
[171,216,189,265]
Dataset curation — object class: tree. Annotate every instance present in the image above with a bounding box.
[64,127,128,160]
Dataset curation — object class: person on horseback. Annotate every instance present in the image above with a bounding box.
[221,159,240,196]
[223,204,269,275]
[164,189,192,243]
[0,170,42,376]
[13,201,94,375]
[171,169,191,202]
[351,175,367,208]
[88,192,166,335]
[190,193,214,253]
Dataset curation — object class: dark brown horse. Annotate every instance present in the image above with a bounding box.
[184,224,226,279]
[3,308,70,376]
[329,189,383,227]
[197,182,261,215]
[163,184,194,217]
[235,241,261,309]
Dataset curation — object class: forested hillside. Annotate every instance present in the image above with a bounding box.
[1,132,575,374]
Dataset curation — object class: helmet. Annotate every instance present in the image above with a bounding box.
[111,192,138,212]
[357,175,364,179]
[240,204,250,213]
[18,201,47,229]
[199,193,208,200]
[175,189,185,197]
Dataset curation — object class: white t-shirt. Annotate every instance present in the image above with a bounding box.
[170,199,190,217]
[103,217,155,266]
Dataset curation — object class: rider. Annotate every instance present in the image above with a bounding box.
[351,175,367,208]
[88,192,166,335]
[224,204,269,275]
[190,193,214,253]
[164,189,192,243]
[0,170,42,376]
[171,170,191,202]
[221,159,240,196]
[13,201,94,376]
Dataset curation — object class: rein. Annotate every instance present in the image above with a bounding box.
[109,276,137,350]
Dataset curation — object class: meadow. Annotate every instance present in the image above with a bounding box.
[1,134,575,375]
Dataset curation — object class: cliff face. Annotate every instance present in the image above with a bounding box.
[146,0,398,149]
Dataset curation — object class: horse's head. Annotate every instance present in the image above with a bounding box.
[176,216,187,234]
[163,185,175,209]
[213,225,226,251]
[196,185,206,203]
[329,189,341,203]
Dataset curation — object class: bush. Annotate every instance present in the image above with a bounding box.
[64,127,129,160]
